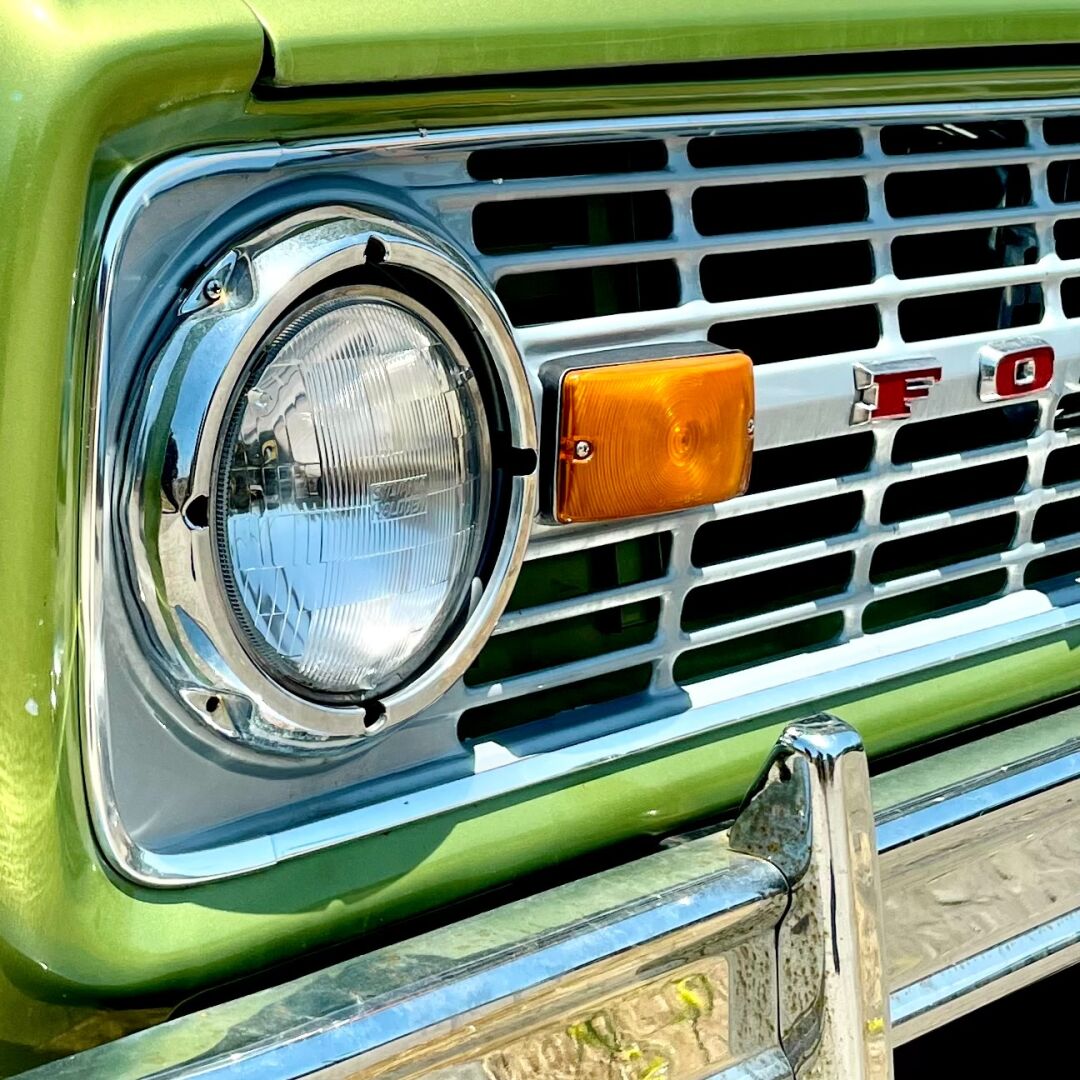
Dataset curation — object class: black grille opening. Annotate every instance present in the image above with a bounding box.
[863,570,1009,634]
[692,177,868,236]
[692,494,863,567]
[898,284,1044,343]
[709,306,880,365]
[748,432,875,493]
[1044,445,1080,485]
[884,164,1031,218]
[464,599,660,686]
[496,261,680,326]
[1044,116,1080,145]
[473,190,671,256]
[1054,218,1080,258]
[1033,498,1080,543]
[1047,159,1080,204]
[1026,549,1080,586]
[892,402,1039,464]
[870,514,1017,583]
[673,613,845,685]
[1055,394,1080,433]
[507,534,671,611]
[1062,278,1080,318]
[682,553,853,631]
[458,665,654,741]
[700,241,874,302]
[687,128,863,168]
[468,140,668,181]
[880,121,1028,156]
[891,224,1038,279]
[880,458,1028,524]
[1058,396,1080,435]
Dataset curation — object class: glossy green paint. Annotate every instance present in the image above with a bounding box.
[245,0,1080,87]
[4,0,1080,1069]
[0,1,265,1069]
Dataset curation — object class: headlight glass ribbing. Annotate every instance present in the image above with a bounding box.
[216,287,490,698]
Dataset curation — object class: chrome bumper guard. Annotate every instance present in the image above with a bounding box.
[29,706,1080,1080]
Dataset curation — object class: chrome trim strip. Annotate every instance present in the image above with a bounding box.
[877,739,1080,851]
[300,97,1080,154]
[84,98,1080,886]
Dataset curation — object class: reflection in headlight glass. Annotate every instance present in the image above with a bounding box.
[216,290,489,696]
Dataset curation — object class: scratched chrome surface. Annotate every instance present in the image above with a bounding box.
[88,101,1080,884]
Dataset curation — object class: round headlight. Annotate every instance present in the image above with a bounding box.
[127,208,536,752]
[216,287,490,698]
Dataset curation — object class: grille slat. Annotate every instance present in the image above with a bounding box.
[673,614,846,686]
[494,578,673,636]
[863,571,1010,634]
[684,595,858,649]
[503,256,1068,309]
[439,147,1072,211]
[686,483,1080,592]
[487,218,1080,279]
[461,641,661,706]
[449,111,1080,738]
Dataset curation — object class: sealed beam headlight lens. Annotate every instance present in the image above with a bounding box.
[215,287,491,698]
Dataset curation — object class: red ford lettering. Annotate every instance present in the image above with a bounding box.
[851,363,942,425]
[978,339,1054,401]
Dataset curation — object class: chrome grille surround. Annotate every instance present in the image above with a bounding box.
[85,100,1080,885]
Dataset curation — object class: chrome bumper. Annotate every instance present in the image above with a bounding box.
[27,702,1080,1079]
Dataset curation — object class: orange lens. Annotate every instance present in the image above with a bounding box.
[555,351,754,524]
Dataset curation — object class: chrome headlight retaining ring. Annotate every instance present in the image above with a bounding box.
[125,207,537,754]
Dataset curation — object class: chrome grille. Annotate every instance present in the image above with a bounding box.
[447,113,1080,739]
[91,102,1080,882]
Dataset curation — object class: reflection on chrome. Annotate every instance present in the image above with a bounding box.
[732,717,892,1080]
[476,960,738,1080]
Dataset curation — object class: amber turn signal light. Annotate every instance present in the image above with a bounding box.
[549,345,754,524]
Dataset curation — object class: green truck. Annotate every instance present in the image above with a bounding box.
[6,2,1080,1076]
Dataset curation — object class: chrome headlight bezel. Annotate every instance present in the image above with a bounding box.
[125,206,537,753]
